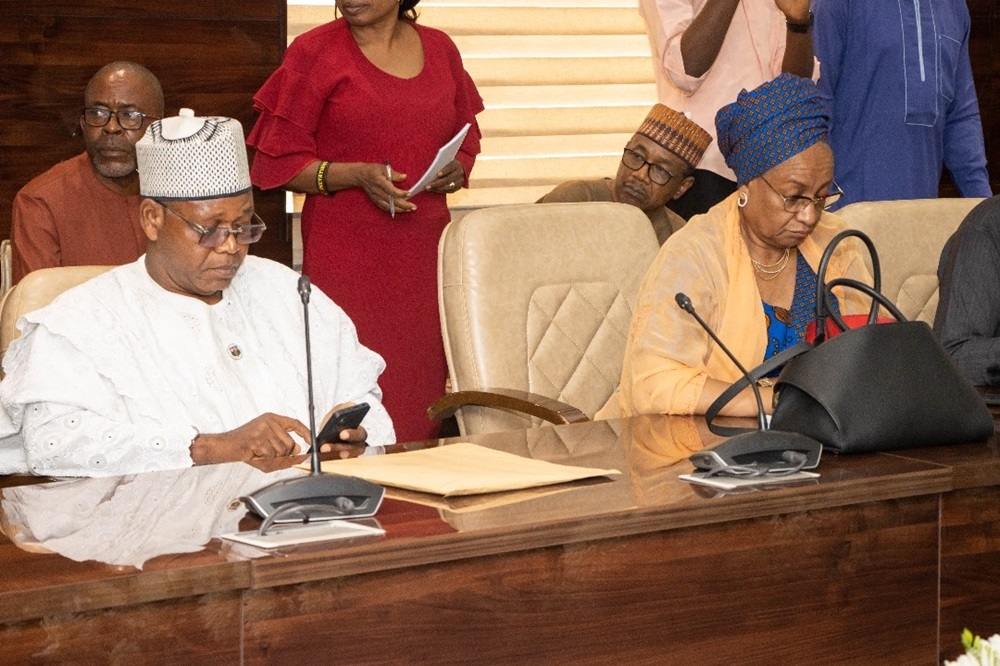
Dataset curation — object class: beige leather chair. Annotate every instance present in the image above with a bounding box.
[0,239,12,298]
[836,198,984,324]
[430,201,661,435]
[0,266,113,372]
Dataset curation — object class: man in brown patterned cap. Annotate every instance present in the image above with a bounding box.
[538,104,712,245]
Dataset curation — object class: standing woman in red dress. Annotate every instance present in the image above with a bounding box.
[247,0,484,442]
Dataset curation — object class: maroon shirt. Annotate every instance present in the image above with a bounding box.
[11,152,146,283]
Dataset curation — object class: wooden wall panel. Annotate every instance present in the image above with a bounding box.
[0,2,291,265]
[968,0,999,196]
[940,486,1000,663]
[0,2,282,19]
[244,497,940,665]
[1,591,242,665]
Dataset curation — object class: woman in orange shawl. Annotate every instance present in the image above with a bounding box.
[613,74,872,418]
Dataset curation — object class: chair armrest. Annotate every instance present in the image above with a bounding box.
[427,388,590,426]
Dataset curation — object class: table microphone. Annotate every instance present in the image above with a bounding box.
[674,292,821,473]
[240,276,384,524]
[298,275,321,475]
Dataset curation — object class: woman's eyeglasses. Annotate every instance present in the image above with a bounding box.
[760,176,844,213]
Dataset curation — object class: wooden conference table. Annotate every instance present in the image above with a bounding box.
[1,412,999,665]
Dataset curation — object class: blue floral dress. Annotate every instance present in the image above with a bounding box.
[762,253,841,375]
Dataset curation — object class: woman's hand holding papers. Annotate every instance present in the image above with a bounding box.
[423,159,465,195]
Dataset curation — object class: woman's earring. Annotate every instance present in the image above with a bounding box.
[737,190,748,208]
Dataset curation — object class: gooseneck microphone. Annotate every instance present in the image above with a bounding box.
[298,276,321,476]
[239,276,385,527]
[675,292,822,474]
[675,293,766,431]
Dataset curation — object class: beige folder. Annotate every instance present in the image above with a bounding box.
[307,443,621,497]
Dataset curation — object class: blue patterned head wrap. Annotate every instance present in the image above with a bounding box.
[715,73,830,186]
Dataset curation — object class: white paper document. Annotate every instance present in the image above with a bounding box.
[221,520,384,549]
[404,123,471,199]
[679,470,820,491]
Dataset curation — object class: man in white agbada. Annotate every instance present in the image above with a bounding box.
[0,109,395,477]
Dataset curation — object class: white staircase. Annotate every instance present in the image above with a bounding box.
[287,0,657,229]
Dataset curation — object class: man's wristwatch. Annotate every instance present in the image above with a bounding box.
[786,10,814,34]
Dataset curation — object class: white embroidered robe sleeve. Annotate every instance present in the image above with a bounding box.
[0,257,394,477]
[0,321,199,476]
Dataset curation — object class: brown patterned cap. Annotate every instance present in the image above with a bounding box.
[636,104,713,169]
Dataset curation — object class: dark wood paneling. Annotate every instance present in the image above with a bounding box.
[0,527,249,624]
[6,416,1000,663]
[941,486,1000,663]
[967,0,999,196]
[0,1,290,265]
[2,591,242,665]
[246,440,951,590]
[244,497,940,666]
[1,2,283,20]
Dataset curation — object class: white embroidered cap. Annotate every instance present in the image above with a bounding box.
[136,108,251,201]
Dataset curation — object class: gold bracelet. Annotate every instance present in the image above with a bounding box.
[316,160,330,195]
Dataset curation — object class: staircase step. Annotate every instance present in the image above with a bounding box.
[453,34,651,58]
[419,6,645,35]
[481,132,630,158]
[483,82,656,108]
[479,104,650,137]
[464,56,654,87]
[448,185,554,208]
[469,154,619,188]
[470,134,626,186]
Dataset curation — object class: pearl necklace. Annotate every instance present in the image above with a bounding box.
[751,248,790,281]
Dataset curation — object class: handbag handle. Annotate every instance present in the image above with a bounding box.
[823,278,907,332]
[814,229,882,342]
[704,341,812,437]
[706,229,900,437]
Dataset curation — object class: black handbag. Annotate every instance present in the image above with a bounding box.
[707,229,995,453]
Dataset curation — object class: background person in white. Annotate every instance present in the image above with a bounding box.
[0,110,394,477]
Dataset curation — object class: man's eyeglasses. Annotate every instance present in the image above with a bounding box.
[82,106,158,131]
[621,148,675,185]
[156,202,267,248]
[760,176,844,213]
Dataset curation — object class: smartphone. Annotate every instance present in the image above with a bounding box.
[315,402,371,447]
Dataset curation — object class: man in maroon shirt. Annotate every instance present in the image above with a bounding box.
[10,61,164,283]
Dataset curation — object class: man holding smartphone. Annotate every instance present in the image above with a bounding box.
[0,110,395,477]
